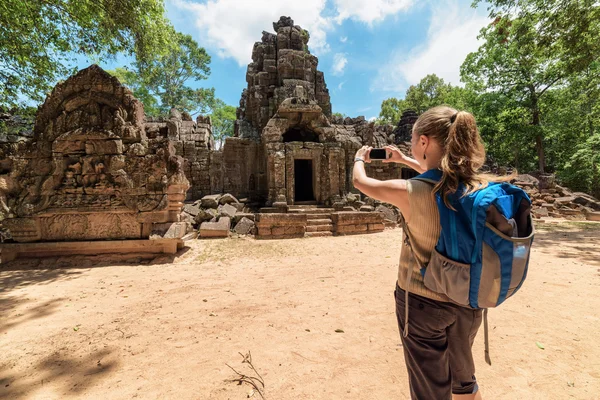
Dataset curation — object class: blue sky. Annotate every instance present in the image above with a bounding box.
[88,0,490,120]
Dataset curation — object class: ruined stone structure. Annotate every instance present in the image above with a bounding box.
[0,66,190,259]
[393,110,419,143]
[214,16,405,208]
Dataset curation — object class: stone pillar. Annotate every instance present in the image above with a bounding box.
[266,142,286,205]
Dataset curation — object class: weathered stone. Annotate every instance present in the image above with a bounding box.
[199,217,230,238]
[233,212,255,224]
[586,211,600,221]
[0,65,189,247]
[234,217,255,235]
[195,208,217,224]
[219,203,237,219]
[360,205,375,212]
[201,194,220,209]
[219,193,239,205]
[538,174,556,190]
[183,203,201,217]
[376,205,397,222]
[555,196,575,205]
[150,222,188,239]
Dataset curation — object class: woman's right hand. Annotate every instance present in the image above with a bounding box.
[383,145,407,164]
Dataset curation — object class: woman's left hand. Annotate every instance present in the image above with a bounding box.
[355,146,372,163]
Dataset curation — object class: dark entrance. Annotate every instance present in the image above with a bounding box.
[294,159,314,202]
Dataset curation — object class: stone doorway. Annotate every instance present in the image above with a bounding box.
[294,159,315,202]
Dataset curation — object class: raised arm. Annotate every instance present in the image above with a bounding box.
[383,145,426,174]
[352,146,411,221]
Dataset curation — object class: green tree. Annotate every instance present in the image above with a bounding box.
[137,31,215,116]
[541,62,600,196]
[211,99,236,150]
[0,0,174,107]
[378,98,407,125]
[378,74,473,125]
[404,74,454,114]
[109,31,215,117]
[461,15,567,173]
[474,0,600,76]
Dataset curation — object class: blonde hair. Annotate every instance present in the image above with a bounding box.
[413,106,512,209]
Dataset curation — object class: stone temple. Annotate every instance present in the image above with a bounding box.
[0,16,424,258]
[171,16,413,207]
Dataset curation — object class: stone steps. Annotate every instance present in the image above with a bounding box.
[289,208,335,214]
[305,231,333,238]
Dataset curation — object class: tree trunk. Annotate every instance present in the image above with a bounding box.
[531,95,546,173]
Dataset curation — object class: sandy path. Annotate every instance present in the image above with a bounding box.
[1,223,599,399]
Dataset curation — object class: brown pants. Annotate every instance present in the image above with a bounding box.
[394,284,483,399]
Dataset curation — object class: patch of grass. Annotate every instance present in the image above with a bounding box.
[535,220,600,233]
[194,237,304,264]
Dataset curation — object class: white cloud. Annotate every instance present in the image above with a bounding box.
[340,36,348,43]
[337,81,346,90]
[332,53,348,76]
[333,0,413,24]
[372,1,489,93]
[169,0,417,67]
[368,116,377,122]
[169,0,331,66]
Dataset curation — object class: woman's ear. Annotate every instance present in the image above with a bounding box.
[419,134,429,150]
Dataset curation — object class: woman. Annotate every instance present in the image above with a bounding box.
[353,106,487,400]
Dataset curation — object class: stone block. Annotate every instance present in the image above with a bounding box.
[219,203,237,219]
[376,205,396,221]
[586,211,600,222]
[272,226,285,236]
[150,222,188,239]
[183,203,201,217]
[195,208,217,224]
[255,213,306,227]
[368,223,385,231]
[200,217,230,238]
[233,213,255,224]
[201,194,221,208]
[331,212,383,226]
[234,217,255,235]
[219,193,240,205]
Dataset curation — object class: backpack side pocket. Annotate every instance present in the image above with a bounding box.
[423,249,471,306]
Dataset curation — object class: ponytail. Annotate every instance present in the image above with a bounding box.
[413,106,513,210]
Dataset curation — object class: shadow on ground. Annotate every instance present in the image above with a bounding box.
[533,223,600,267]
[0,347,118,398]
[0,247,191,291]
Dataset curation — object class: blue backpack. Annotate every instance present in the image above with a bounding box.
[401,169,535,364]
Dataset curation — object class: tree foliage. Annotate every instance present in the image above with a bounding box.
[108,31,216,118]
[136,31,215,116]
[211,100,237,150]
[474,0,600,76]
[378,75,471,125]
[0,0,174,107]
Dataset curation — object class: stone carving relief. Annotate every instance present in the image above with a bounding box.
[1,65,189,243]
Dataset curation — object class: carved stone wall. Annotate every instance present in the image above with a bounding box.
[1,65,189,243]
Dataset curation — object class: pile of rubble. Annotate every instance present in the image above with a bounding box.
[514,175,600,221]
[180,194,257,238]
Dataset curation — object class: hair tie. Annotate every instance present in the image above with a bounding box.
[450,113,458,123]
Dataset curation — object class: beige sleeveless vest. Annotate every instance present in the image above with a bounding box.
[397,179,451,303]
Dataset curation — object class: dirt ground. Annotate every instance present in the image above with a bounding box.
[1,222,599,400]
